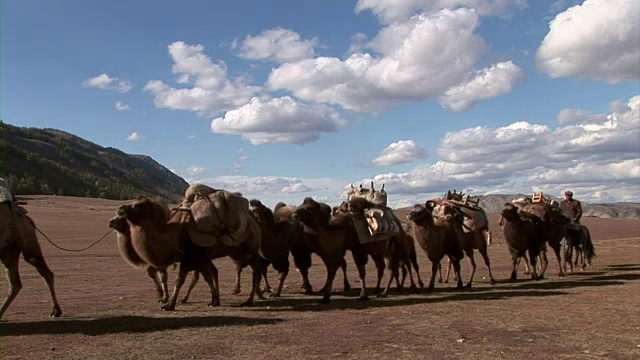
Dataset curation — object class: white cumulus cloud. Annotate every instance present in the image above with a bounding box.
[127,132,144,141]
[355,0,528,24]
[556,108,607,124]
[439,61,524,111]
[268,9,521,113]
[144,41,261,115]
[115,101,130,111]
[237,28,318,63]
[82,73,132,93]
[537,0,640,83]
[354,95,640,203]
[371,140,429,166]
[211,96,347,145]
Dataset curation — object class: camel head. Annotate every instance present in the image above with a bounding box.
[407,204,430,222]
[117,195,170,228]
[293,197,331,226]
[333,201,350,216]
[500,203,520,221]
[108,214,130,234]
[248,199,273,225]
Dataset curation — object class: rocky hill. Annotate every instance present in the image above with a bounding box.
[0,121,189,202]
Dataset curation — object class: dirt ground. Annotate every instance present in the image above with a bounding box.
[1,195,639,360]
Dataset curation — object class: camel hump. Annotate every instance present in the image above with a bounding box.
[186,189,252,247]
[184,183,218,202]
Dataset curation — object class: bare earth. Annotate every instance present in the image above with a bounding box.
[1,196,639,360]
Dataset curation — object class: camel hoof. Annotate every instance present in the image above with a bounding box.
[376,293,388,299]
[50,307,62,318]
[239,301,254,307]
[464,283,472,289]
[442,280,447,284]
[269,293,282,298]
[537,275,545,280]
[208,302,220,307]
[319,297,331,304]
[426,286,435,293]
[178,298,188,304]
[358,296,370,301]
[344,283,351,292]
[161,304,176,311]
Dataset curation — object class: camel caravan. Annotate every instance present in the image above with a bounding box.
[0,179,595,318]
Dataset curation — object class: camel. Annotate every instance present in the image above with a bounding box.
[0,199,62,320]
[500,204,545,281]
[108,215,214,304]
[391,224,425,291]
[406,201,464,291]
[293,197,397,303]
[441,203,496,287]
[113,193,263,311]
[564,225,595,272]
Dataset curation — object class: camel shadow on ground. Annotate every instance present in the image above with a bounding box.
[239,288,568,313]
[0,315,284,336]
[604,264,640,272]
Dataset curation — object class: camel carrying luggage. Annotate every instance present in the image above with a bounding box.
[350,206,400,244]
[347,182,388,207]
[181,184,255,248]
[440,190,489,233]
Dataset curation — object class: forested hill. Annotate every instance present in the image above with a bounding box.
[0,121,189,202]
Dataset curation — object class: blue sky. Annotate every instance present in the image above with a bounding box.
[3,0,639,207]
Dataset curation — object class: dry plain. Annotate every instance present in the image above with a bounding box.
[0,195,639,360]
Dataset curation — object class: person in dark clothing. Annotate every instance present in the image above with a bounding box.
[560,190,582,229]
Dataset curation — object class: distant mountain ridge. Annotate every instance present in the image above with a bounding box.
[0,121,189,202]
[477,194,640,219]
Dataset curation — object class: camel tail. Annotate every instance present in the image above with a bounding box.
[582,227,595,263]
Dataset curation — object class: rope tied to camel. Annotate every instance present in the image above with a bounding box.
[35,225,114,252]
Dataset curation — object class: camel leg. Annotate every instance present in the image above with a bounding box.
[158,269,169,303]
[24,253,62,317]
[197,262,219,307]
[452,259,464,289]
[521,256,532,275]
[412,257,424,288]
[162,264,189,311]
[537,250,549,280]
[444,258,451,283]
[549,241,565,277]
[509,254,519,282]
[320,263,339,304]
[405,260,417,292]
[146,266,165,303]
[354,257,369,301]
[427,260,439,292]
[0,249,22,320]
[341,258,351,292]
[292,250,313,294]
[241,261,263,306]
[233,261,243,295]
[261,267,273,294]
[179,271,200,304]
[479,248,496,285]
[372,255,385,295]
[464,249,476,289]
[397,263,407,291]
[270,255,290,298]
[528,251,539,281]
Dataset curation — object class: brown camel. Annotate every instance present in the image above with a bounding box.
[108,215,214,304]
[114,194,263,311]
[0,200,62,320]
[500,204,545,281]
[293,197,390,303]
[406,201,464,291]
[442,204,496,287]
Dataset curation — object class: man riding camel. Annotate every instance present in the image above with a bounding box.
[560,190,582,230]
